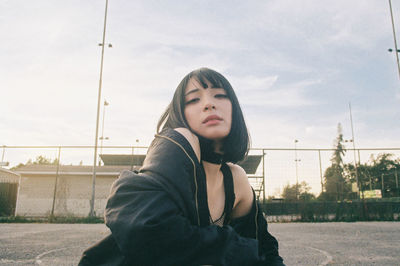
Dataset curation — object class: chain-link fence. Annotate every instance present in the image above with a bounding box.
[1,145,400,217]
[2,145,400,196]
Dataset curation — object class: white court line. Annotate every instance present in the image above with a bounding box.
[0,258,35,264]
[308,247,333,266]
[35,247,70,265]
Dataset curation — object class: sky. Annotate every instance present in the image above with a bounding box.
[1,0,400,195]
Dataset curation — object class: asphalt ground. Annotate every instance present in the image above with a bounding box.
[0,222,399,265]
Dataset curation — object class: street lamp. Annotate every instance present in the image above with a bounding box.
[294,139,301,200]
[99,99,110,165]
[90,0,111,217]
[388,0,400,81]
[130,139,140,171]
[348,102,360,199]
[0,146,8,167]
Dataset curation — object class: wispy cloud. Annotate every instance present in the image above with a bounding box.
[237,78,321,108]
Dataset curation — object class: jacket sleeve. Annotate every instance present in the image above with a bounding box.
[105,170,260,266]
[230,196,285,266]
[256,202,285,266]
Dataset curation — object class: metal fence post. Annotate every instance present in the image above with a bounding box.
[262,149,266,204]
[1,146,5,164]
[318,150,323,193]
[130,146,135,171]
[51,147,62,216]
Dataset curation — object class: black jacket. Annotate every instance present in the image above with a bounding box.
[79,128,284,266]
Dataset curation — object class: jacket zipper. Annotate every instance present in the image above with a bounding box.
[252,188,259,241]
[155,134,201,226]
[255,199,259,241]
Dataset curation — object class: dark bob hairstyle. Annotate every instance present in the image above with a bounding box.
[157,67,250,163]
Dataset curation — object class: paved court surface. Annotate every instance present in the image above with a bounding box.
[0,222,399,265]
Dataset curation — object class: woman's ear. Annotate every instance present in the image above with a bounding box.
[173,127,200,162]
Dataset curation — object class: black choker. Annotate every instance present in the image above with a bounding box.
[197,134,223,164]
[202,150,223,164]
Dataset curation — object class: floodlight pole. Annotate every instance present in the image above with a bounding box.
[349,102,360,199]
[388,0,400,81]
[51,147,62,216]
[1,146,5,164]
[99,99,109,165]
[294,139,300,200]
[90,0,109,217]
[318,149,323,193]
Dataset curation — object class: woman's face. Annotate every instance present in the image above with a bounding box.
[184,78,232,142]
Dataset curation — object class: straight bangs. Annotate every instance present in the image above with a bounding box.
[191,70,225,90]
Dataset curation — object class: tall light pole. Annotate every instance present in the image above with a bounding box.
[388,0,400,81]
[99,99,109,165]
[294,139,300,200]
[1,146,5,166]
[349,102,360,199]
[90,0,111,217]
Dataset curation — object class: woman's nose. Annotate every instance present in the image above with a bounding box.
[202,93,216,111]
[204,103,216,111]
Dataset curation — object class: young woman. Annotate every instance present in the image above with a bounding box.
[79,68,284,266]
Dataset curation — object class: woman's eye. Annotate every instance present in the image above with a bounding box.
[186,98,199,104]
[215,94,228,99]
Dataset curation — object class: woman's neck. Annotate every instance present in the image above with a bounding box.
[203,161,223,184]
[198,136,223,164]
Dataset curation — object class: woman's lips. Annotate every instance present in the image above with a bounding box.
[203,115,222,125]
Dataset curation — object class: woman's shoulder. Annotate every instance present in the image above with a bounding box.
[140,128,200,175]
[226,163,254,218]
[226,163,251,191]
[173,128,200,162]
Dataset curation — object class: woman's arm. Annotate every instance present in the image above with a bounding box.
[228,163,285,266]
[228,163,254,219]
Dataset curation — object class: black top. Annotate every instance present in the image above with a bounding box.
[207,163,236,226]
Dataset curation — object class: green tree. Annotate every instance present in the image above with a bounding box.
[282,181,315,202]
[320,123,352,201]
[32,155,58,165]
[344,153,400,197]
[11,155,59,170]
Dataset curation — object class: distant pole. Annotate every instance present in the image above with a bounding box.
[90,0,110,217]
[262,149,266,204]
[318,150,324,193]
[294,139,300,200]
[99,99,109,165]
[369,175,372,190]
[130,139,139,171]
[349,102,360,198]
[388,0,400,81]
[130,146,135,171]
[1,146,5,164]
[51,147,62,216]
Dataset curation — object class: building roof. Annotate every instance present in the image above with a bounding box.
[0,167,20,183]
[13,164,138,176]
[12,154,262,176]
[238,155,262,174]
[100,154,146,166]
[100,154,262,174]
[0,167,20,176]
